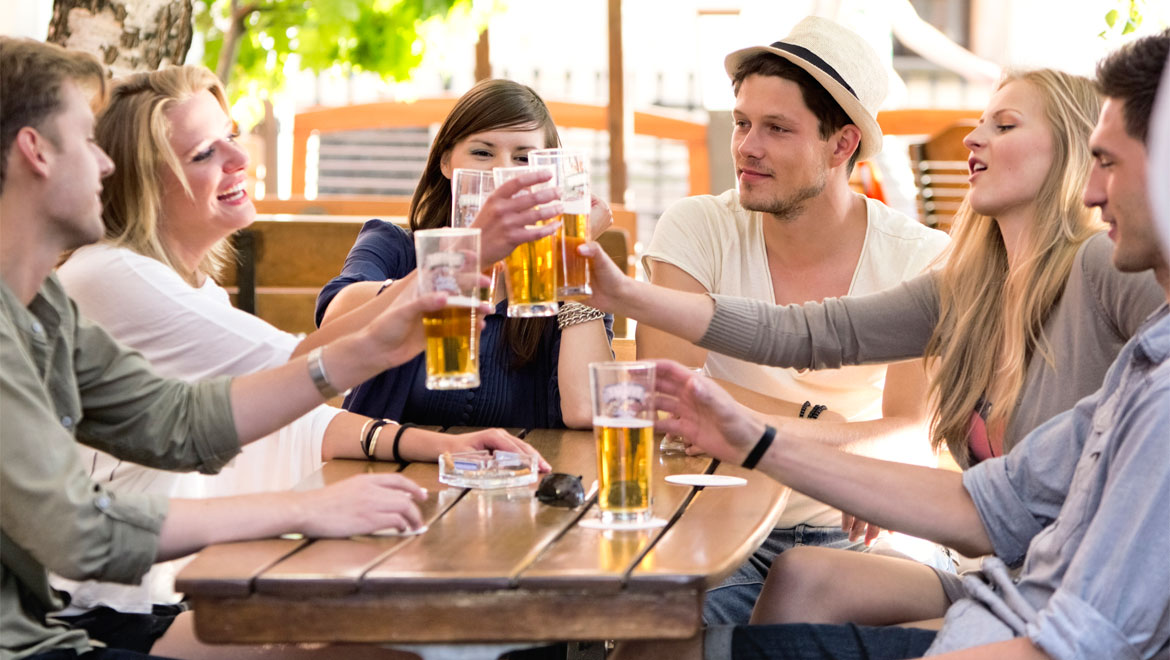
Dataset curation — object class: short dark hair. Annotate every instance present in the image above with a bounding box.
[731,52,858,169]
[0,37,106,193]
[1095,29,1169,143]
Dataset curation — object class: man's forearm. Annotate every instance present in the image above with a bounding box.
[157,492,304,560]
[759,430,992,556]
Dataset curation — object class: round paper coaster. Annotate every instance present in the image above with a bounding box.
[665,474,748,488]
[370,524,429,537]
[578,516,668,531]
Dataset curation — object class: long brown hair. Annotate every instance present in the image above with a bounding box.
[95,65,234,285]
[924,70,1102,464]
[411,79,560,367]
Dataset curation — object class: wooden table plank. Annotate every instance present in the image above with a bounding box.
[175,538,308,598]
[359,429,598,592]
[517,440,712,591]
[253,461,463,596]
[189,588,702,644]
[630,460,790,589]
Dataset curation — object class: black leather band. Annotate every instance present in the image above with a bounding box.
[742,425,777,470]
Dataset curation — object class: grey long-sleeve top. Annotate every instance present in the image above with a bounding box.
[698,233,1164,464]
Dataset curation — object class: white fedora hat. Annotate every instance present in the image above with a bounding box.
[724,16,888,161]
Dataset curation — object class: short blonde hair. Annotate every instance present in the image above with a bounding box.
[96,65,233,283]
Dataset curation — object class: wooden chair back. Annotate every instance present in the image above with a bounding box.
[908,120,976,231]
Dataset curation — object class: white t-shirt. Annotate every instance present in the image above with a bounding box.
[642,189,950,527]
[52,243,339,613]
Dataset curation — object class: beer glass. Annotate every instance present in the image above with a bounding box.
[492,165,559,317]
[415,228,481,390]
[450,168,494,229]
[528,149,591,300]
[589,361,656,526]
[451,168,498,303]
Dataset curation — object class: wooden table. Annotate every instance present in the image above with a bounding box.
[176,428,789,655]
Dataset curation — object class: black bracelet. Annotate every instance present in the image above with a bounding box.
[391,422,415,464]
[808,404,827,420]
[799,401,811,418]
[362,419,391,459]
[742,425,777,470]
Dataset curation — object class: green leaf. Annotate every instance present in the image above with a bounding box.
[1105,8,1119,27]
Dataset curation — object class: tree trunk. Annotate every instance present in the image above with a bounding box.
[47,0,193,75]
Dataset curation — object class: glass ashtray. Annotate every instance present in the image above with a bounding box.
[438,450,539,489]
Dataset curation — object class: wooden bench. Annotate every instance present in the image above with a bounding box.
[223,217,634,337]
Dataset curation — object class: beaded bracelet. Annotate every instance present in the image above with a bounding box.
[798,401,828,420]
[556,301,605,330]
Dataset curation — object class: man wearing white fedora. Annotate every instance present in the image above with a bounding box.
[637,16,951,624]
[613,31,1170,660]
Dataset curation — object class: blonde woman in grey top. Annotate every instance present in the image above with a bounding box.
[580,69,1164,628]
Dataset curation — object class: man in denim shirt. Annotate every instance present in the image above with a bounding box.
[620,31,1169,660]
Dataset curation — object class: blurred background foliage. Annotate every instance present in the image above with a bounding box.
[196,0,476,106]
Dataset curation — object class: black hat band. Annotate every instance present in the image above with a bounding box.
[769,40,858,100]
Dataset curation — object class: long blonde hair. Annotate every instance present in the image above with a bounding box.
[95,65,234,284]
[924,70,1102,464]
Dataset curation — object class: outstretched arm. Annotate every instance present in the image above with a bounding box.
[156,473,427,561]
[654,360,991,557]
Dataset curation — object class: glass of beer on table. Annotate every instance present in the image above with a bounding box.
[415,228,481,390]
[528,149,591,300]
[450,168,498,302]
[492,165,559,318]
[589,361,656,526]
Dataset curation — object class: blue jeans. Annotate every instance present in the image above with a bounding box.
[706,623,937,659]
[704,525,865,625]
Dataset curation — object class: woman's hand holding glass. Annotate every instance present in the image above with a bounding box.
[652,359,768,466]
[359,287,492,372]
[474,169,563,265]
[576,241,637,315]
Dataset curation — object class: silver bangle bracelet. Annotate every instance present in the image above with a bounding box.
[307,346,341,399]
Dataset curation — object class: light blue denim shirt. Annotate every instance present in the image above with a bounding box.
[928,304,1170,659]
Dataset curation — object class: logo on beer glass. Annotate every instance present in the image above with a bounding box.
[425,252,466,295]
[600,382,649,419]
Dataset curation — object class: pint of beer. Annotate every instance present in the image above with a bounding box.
[415,228,481,390]
[493,165,559,317]
[589,362,657,525]
[529,149,592,300]
[450,168,498,303]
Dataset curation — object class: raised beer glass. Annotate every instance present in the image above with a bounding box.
[589,361,656,526]
[415,228,481,390]
[450,168,498,303]
[492,165,559,317]
[528,149,591,300]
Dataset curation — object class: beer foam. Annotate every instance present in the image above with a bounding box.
[445,295,479,308]
[592,417,654,428]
